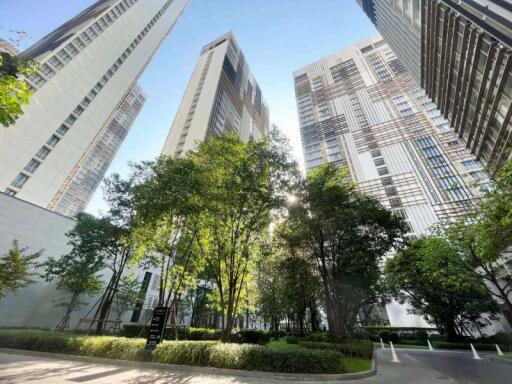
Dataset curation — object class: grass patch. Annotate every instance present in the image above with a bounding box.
[344,357,371,372]
[498,354,512,361]
[269,339,303,350]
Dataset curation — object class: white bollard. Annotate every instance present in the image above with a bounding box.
[496,344,504,356]
[427,339,434,351]
[390,341,401,363]
[380,337,386,349]
[470,343,482,360]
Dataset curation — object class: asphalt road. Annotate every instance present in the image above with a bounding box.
[0,348,511,383]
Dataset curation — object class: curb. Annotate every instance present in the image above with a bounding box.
[0,347,377,381]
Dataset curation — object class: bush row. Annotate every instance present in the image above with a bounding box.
[0,330,343,373]
[432,341,511,352]
[298,340,374,360]
[121,326,270,345]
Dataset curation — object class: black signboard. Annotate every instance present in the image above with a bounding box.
[145,306,170,350]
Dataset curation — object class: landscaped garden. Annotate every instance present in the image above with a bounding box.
[0,328,374,374]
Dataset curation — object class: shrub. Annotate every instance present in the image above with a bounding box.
[299,340,374,359]
[415,331,428,342]
[207,343,344,373]
[153,340,216,365]
[389,332,400,344]
[0,329,345,373]
[121,326,220,341]
[398,339,425,346]
[286,335,304,344]
[378,330,389,342]
[233,329,270,345]
[0,330,147,359]
[304,332,328,342]
[432,341,511,352]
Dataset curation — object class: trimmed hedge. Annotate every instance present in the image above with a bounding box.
[122,325,221,341]
[299,340,374,359]
[432,341,511,352]
[0,330,344,373]
[232,329,270,345]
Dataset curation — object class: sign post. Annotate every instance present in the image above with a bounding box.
[145,306,170,350]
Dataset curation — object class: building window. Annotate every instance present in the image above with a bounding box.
[47,134,60,147]
[4,188,17,197]
[73,105,84,116]
[370,149,382,158]
[374,158,385,167]
[40,64,55,78]
[23,159,41,174]
[389,198,403,208]
[65,114,77,126]
[11,173,29,188]
[385,187,398,197]
[462,160,479,170]
[48,56,64,70]
[56,125,69,136]
[381,177,393,186]
[377,167,389,176]
[35,146,51,160]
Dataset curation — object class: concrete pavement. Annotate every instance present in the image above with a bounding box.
[0,348,511,383]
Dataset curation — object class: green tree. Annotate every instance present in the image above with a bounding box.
[41,240,103,330]
[280,163,406,341]
[88,176,136,334]
[131,156,203,315]
[385,236,498,340]
[0,240,41,300]
[191,129,297,340]
[0,52,36,127]
[438,160,512,322]
[257,237,319,336]
[114,274,141,321]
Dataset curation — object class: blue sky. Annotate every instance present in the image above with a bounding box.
[0,0,376,215]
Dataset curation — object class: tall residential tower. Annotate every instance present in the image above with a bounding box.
[357,0,512,176]
[293,35,503,326]
[162,32,269,157]
[0,0,190,215]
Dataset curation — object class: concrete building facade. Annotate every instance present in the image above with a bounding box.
[357,0,512,176]
[292,35,510,328]
[0,0,190,214]
[162,32,270,157]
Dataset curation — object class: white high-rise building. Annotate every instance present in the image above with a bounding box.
[293,35,502,327]
[162,32,270,157]
[0,0,190,215]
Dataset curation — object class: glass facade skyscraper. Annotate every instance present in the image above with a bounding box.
[162,32,269,157]
[357,0,512,176]
[0,0,190,215]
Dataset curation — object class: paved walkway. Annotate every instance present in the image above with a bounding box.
[0,348,511,383]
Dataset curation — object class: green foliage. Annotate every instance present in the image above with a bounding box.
[385,236,498,340]
[279,163,407,340]
[204,343,345,373]
[286,335,304,344]
[432,341,511,352]
[256,242,320,336]
[378,330,390,342]
[115,274,142,315]
[0,330,345,373]
[298,340,374,359]
[189,129,298,339]
[434,160,512,321]
[304,332,329,342]
[0,240,42,300]
[0,52,37,127]
[232,329,270,345]
[0,329,146,358]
